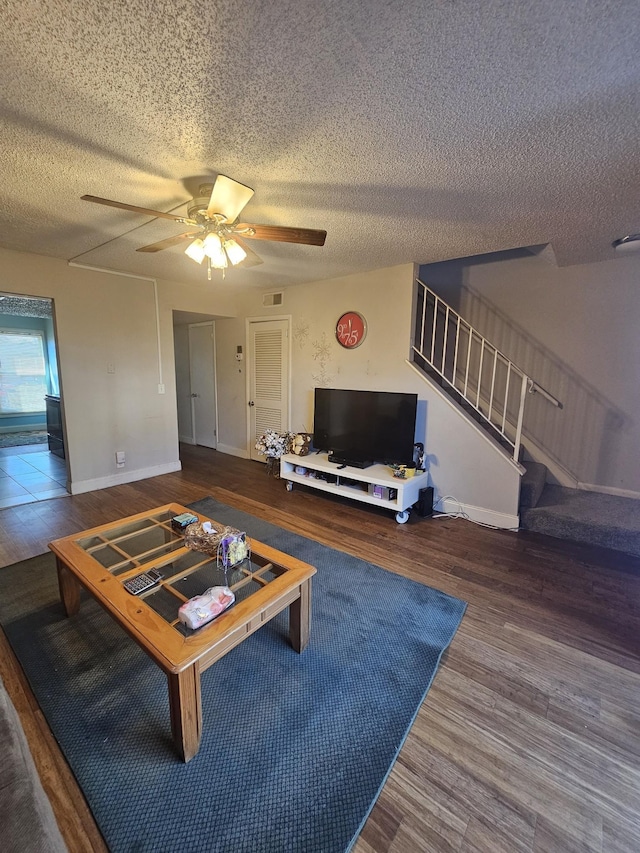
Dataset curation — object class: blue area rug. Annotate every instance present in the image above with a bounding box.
[0,497,466,852]
[0,429,47,448]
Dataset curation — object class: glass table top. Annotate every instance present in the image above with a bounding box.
[72,508,285,636]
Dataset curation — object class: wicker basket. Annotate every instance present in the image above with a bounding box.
[184,522,249,567]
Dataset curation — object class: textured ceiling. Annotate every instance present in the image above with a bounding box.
[0,0,638,289]
[0,296,52,318]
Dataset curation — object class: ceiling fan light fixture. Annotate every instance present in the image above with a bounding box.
[81,174,326,279]
[184,238,206,263]
[223,238,247,266]
[203,232,227,268]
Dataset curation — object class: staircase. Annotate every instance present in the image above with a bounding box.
[412,279,562,465]
[413,278,640,558]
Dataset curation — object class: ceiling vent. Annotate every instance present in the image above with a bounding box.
[263,291,283,307]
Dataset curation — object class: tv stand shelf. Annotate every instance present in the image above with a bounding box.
[280,452,429,523]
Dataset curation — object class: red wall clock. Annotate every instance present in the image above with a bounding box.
[336,311,367,349]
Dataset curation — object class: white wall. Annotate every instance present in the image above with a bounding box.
[0,246,521,524]
[214,316,250,458]
[422,251,640,495]
[0,247,240,493]
[217,263,521,526]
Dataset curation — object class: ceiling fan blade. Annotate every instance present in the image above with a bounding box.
[207,175,254,222]
[136,232,202,253]
[231,236,264,268]
[235,223,327,246]
[81,195,196,225]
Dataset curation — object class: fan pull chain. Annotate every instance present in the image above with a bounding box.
[207,257,212,281]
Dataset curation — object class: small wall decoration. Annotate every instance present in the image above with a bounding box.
[336,311,367,349]
[311,331,335,386]
[293,318,310,349]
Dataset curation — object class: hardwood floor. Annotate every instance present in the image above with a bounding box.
[1,444,639,852]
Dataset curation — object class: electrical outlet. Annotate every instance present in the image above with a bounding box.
[158,383,165,394]
[116,450,125,468]
[107,363,115,374]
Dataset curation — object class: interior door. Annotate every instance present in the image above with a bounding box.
[189,322,217,449]
[248,319,290,461]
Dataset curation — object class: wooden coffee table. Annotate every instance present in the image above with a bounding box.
[48,503,316,762]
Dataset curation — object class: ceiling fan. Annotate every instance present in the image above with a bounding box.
[82,174,327,279]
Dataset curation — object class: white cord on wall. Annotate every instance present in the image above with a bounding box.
[432,494,467,519]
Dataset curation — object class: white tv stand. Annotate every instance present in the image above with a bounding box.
[280,452,430,523]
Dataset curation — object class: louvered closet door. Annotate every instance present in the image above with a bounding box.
[248,319,290,461]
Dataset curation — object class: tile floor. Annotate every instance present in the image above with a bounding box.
[0,442,68,509]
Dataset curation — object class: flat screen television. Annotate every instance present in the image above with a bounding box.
[313,388,418,467]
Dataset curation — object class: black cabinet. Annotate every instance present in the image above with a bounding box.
[45,395,65,459]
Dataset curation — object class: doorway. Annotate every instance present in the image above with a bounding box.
[173,313,218,449]
[0,293,69,508]
[188,322,217,448]
[247,317,290,461]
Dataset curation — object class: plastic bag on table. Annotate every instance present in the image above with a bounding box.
[178,586,235,630]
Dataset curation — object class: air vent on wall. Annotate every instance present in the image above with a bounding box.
[263,291,283,307]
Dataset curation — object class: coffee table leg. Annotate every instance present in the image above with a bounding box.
[289,578,312,653]
[56,559,81,616]
[168,666,202,763]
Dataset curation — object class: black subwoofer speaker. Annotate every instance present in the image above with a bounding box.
[415,486,434,517]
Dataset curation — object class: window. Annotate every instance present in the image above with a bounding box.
[0,330,47,414]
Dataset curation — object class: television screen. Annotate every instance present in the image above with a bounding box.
[313,388,417,466]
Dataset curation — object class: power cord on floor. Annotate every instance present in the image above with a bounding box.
[432,494,468,520]
[431,494,521,532]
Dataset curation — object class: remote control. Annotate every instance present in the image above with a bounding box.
[123,569,163,595]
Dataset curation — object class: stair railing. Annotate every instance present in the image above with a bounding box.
[412,278,561,462]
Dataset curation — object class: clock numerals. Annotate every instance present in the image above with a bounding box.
[337,321,360,347]
[336,312,366,349]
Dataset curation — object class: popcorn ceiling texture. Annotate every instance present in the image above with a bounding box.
[0,297,52,318]
[0,0,638,288]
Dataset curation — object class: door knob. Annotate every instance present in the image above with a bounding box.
[190,393,199,398]
[248,400,255,406]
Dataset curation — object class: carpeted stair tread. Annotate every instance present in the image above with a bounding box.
[519,462,547,509]
[520,485,640,557]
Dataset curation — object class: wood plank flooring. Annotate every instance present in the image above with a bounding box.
[1,444,639,852]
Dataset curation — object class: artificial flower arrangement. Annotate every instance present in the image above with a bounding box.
[255,429,296,458]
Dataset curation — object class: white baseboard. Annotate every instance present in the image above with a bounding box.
[179,434,195,444]
[69,461,182,495]
[436,497,520,530]
[578,482,640,500]
[216,443,250,459]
